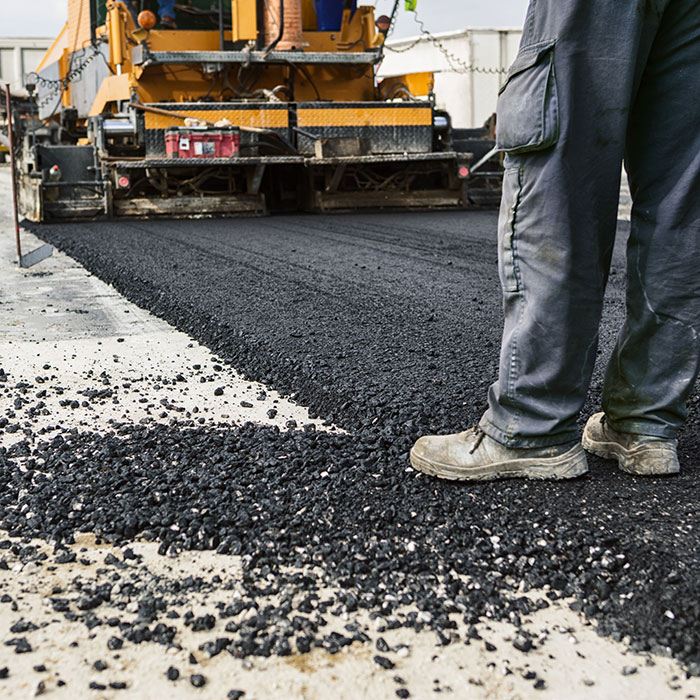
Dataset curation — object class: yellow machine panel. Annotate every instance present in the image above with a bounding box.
[297,105,433,128]
[231,0,258,42]
[67,0,92,51]
[144,108,290,131]
[379,72,436,99]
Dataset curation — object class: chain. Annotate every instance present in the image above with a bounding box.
[29,43,105,109]
[386,9,509,75]
[385,34,423,53]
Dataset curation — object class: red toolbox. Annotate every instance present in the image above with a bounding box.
[165,127,240,158]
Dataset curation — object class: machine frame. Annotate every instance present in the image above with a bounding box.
[13,0,502,221]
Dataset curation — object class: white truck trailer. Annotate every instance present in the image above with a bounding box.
[381,28,523,129]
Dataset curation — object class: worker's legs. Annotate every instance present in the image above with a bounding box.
[158,0,176,20]
[602,0,700,438]
[479,0,668,448]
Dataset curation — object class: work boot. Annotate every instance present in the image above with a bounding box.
[409,427,589,481]
[161,15,177,29]
[582,413,680,475]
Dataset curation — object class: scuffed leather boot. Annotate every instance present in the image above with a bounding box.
[582,413,680,475]
[410,427,588,481]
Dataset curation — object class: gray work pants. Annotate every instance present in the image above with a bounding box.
[480,0,700,447]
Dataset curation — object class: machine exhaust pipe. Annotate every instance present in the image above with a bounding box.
[264,0,303,52]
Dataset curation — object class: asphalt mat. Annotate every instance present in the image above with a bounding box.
[8,211,700,673]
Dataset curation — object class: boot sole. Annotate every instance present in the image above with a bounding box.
[581,433,679,476]
[409,444,589,482]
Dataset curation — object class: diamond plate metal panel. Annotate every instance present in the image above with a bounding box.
[296,102,433,155]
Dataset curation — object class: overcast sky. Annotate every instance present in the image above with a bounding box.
[374,0,529,36]
[4,1,529,39]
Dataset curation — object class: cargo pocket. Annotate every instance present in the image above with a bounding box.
[498,163,523,293]
[496,40,559,154]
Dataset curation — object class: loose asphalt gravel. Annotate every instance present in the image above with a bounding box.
[4,211,700,677]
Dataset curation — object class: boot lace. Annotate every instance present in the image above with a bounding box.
[469,426,486,454]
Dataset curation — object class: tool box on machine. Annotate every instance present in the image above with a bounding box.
[165,127,240,158]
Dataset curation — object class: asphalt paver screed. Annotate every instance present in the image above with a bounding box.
[4,209,700,691]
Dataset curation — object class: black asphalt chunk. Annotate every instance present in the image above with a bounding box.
[77,595,102,611]
[190,673,206,688]
[376,637,390,653]
[512,634,533,653]
[122,548,138,561]
[10,213,700,672]
[10,619,38,634]
[55,551,76,565]
[190,615,216,632]
[104,553,123,568]
[5,638,32,654]
[374,655,395,670]
[107,636,123,650]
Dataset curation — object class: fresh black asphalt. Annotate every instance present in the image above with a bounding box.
[4,210,699,673]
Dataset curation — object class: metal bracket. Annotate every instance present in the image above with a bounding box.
[246,163,266,195]
[326,164,346,193]
[20,243,54,268]
[468,145,500,176]
[136,50,381,67]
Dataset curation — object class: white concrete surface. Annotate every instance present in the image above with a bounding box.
[0,166,330,454]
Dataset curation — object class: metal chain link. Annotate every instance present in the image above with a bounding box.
[28,44,105,109]
[385,35,423,53]
[386,9,509,75]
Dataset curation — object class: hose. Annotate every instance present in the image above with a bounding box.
[263,0,285,55]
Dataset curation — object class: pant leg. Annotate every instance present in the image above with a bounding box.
[602,0,700,439]
[480,0,669,448]
[158,0,176,18]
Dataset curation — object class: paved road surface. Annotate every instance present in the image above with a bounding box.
[7,194,700,689]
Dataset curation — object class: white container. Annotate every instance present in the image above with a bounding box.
[381,28,523,128]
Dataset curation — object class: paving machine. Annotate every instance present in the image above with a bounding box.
[13,0,502,221]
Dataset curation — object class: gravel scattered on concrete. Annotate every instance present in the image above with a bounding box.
[2,533,697,699]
